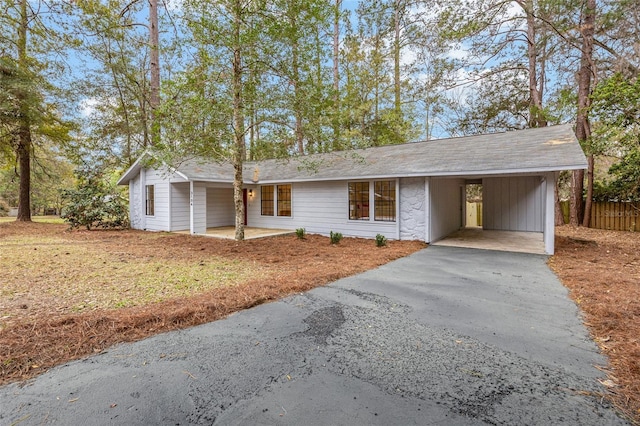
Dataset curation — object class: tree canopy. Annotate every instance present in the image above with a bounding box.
[0,0,637,230]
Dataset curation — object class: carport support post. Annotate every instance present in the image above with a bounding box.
[424,177,431,243]
[189,181,195,235]
[543,172,556,255]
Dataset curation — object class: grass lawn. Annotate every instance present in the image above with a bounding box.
[0,215,65,224]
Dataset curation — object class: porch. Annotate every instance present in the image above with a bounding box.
[176,226,295,240]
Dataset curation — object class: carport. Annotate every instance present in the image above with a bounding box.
[426,171,556,254]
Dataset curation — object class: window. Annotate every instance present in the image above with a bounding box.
[277,184,292,217]
[261,185,274,216]
[349,182,369,220]
[374,180,396,222]
[145,185,155,216]
[349,181,396,222]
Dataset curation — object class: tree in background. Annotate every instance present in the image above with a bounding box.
[0,0,631,231]
[571,0,595,227]
[590,73,640,201]
[0,0,73,221]
[73,1,163,167]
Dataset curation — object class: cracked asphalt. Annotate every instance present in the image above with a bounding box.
[0,246,628,425]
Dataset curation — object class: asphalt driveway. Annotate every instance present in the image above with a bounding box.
[0,246,627,425]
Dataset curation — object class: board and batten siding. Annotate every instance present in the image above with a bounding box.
[142,169,171,231]
[483,176,543,232]
[399,177,426,240]
[429,178,465,242]
[206,188,235,227]
[247,180,398,239]
[170,182,190,231]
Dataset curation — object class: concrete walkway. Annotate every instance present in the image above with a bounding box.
[0,247,626,425]
[175,226,295,240]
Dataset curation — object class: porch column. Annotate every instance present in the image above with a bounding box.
[189,181,195,234]
[543,172,557,255]
[189,182,207,235]
[424,177,431,243]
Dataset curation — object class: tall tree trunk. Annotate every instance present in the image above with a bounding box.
[555,182,565,226]
[517,0,546,128]
[149,0,160,146]
[232,0,245,241]
[290,8,303,155]
[16,126,32,221]
[16,0,31,222]
[572,0,596,226]
[332,0,341,148]
[583,154,594,226]
[393,0,401,119]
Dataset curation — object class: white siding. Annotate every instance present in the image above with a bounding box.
[143,169,171,231]
[207,188,235,227]
[170,182,190,231]
[430,178,464,242]
[191,182,207,234]
[399,177,426,240]
[483,176,543,232]
[247,181,397,239]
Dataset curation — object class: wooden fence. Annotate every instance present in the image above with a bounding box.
[590,202,640,232]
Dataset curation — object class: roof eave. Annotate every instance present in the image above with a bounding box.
[117,152,151,185]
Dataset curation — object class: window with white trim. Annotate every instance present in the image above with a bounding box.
[261,185,274,216]
[145,185,155,216]
[348,180,396,222]
[374,180,396,222]
[277,184,292,217]
[348,182,369,220]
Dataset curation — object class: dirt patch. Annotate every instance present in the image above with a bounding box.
[0,221,424,386]
[550,225,640,424]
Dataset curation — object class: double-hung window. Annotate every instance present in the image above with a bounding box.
[277,185,292,217]
[145,185,155,216]
[374,181,396,222]
[261,185,274,216]
[348,182,369,220]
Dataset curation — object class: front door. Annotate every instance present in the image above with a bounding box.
[242,189,248,226]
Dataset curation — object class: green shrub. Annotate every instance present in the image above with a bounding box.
[61,169,129,230]
[0,198,9,217]
[329,230,343,244]
[295,227,306,239]
[375,234,387,247]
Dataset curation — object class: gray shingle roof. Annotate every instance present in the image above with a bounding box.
[118,124,587,185]
[247,124,586,183]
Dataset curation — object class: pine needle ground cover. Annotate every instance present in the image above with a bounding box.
[551,226,640,424]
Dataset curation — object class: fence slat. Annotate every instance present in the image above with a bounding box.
[589,201,640,232]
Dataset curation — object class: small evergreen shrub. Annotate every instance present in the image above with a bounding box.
[61,169,129,230]
[375,234,387,247]
[0,198,9,217]
[295,227,306,239]
[329,230,343,244]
